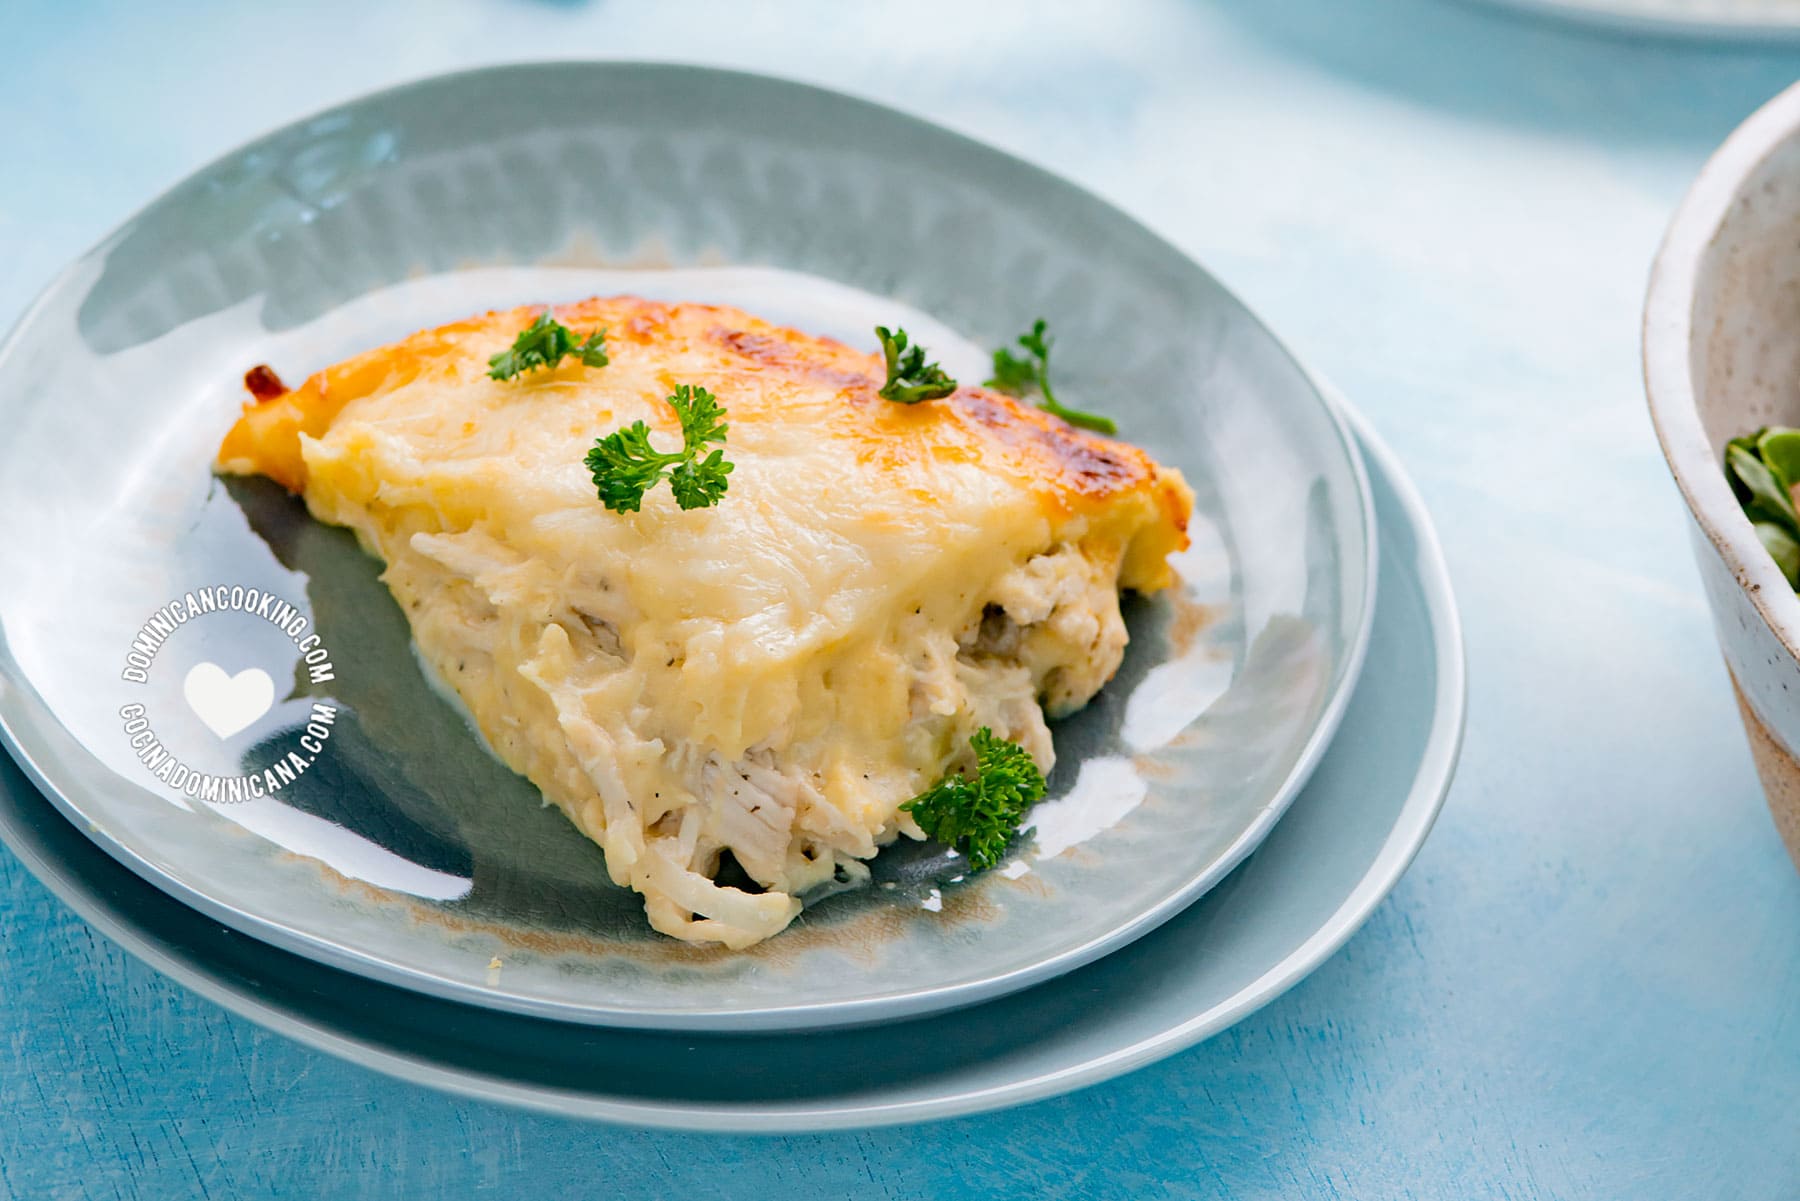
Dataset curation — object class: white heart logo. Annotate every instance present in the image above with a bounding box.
[182,662,275,740]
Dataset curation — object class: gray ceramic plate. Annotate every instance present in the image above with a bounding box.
[0,408,1459,1131]
[0,63,1374,1031]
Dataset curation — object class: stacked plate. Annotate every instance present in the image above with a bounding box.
[0,63,1464,1131]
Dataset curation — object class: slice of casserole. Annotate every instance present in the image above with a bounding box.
[219,298,1194,947]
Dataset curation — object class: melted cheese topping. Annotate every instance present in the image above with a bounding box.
[219,297,1193,947]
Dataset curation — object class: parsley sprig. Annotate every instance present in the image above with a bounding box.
[488,309,609,381]
[584,385,733,512]
[986,319,1116,435]
[901,727,1046,872]
[876,326,958,403]
[1726,426,1800,588]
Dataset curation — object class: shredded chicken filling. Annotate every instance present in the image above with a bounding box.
[390,530,1133,946]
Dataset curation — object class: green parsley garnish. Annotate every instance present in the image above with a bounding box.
[875,325,958,403]
[901,727,1046,872]
[1726,426,1800,588]
[986,319,1116,435]
[584,385,733,513]
[488,309,610,381]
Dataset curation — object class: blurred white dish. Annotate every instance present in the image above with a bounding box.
[1471,0,1800,38]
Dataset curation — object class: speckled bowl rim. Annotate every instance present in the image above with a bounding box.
[1645,80,1800,662]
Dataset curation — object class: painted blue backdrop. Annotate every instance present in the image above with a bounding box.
[1,1,1797,1197]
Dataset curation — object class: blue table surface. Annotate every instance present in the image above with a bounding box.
[5,1,1799,1197]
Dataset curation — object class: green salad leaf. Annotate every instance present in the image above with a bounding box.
[1725,427,1800,588]
[1758,428,1800,496]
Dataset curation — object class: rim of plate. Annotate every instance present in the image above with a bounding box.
[1469,0,1800,37]
[0,60,1378,1031]
[0,399,1461,1131]
[1644,80,1800,669]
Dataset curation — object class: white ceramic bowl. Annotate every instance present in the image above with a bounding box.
[1645,80,1800,871]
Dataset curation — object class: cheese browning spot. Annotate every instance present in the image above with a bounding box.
[244,364,288,402]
